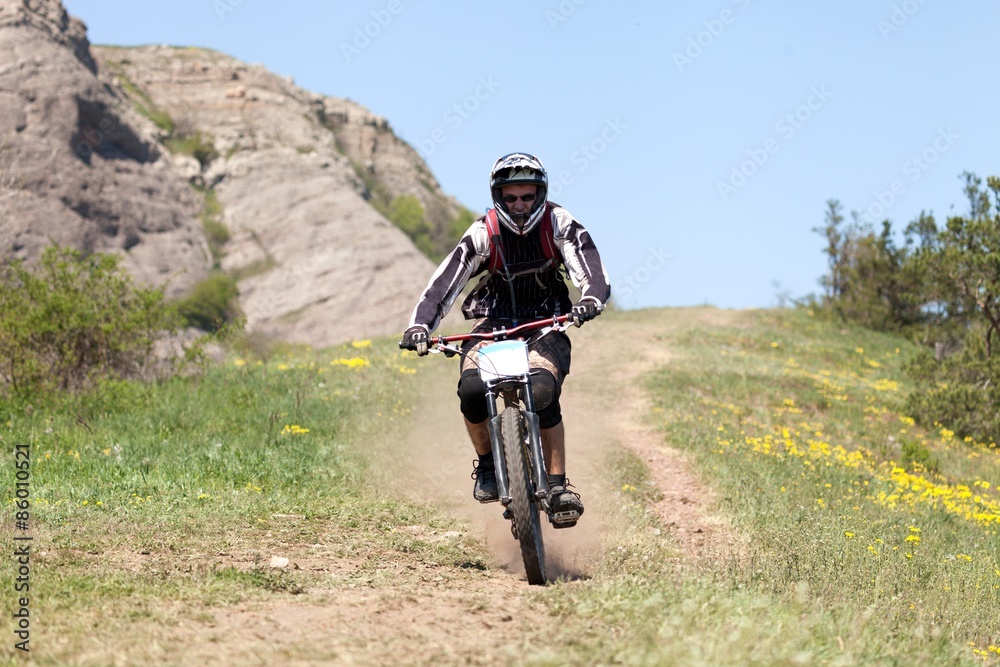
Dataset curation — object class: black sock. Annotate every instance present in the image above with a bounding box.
[548,473,565,488]
[478,452,494,468]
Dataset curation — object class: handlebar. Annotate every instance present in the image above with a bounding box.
[432,314,572,345]
[399,314,573,352]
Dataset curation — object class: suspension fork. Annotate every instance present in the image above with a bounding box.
[520,376,551,500]
[484,378,550,507]
[484,386,512,505]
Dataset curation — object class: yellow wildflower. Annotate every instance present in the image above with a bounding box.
[331,357,370,369]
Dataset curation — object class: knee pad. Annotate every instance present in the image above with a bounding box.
[457,369,488,424]
[531,370,562,429]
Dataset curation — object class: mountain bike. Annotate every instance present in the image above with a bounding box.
[400,315,575,585]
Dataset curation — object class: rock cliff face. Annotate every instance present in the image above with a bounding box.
[0,0,467,346]
[0,0,210,297]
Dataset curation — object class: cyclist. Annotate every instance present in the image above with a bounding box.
[402,152,611,526]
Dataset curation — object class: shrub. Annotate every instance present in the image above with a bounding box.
[198,187,229,267]
[0,247,175,396]
[164,131,218,167]
[904,327,1000,444]
[817,176,1000,443]
[175,272,240,332]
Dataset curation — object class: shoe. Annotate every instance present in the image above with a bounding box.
[472,459,499,503]
[548,481,584,528]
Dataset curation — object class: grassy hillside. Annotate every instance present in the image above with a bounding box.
[1,308,997,665]
[541,308,1000,666]
[0,340,486,663]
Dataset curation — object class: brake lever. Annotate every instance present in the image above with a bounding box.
[431,343,463,358]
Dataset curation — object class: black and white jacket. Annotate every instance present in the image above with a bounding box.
[409,203,611,332]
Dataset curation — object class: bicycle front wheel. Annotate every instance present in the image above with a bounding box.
[502,405,546,585]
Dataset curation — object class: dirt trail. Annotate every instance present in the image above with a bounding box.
[91,308,740,666]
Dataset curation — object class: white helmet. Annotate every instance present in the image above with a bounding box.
[489,152,548,236]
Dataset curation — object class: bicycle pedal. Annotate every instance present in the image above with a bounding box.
[549,509,579,529]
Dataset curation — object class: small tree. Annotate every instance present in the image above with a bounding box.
[929,173,1000,356]
[813,199,846,302]
[0,246,174,396]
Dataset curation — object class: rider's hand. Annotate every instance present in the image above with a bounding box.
[570,298,601,327]
[402,325,430,356]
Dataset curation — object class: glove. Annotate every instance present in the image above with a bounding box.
[401,325,430,356]
[571,298,600,327]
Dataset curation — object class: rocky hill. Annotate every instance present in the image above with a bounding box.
[0,0,209,297]
[0,0,470,347]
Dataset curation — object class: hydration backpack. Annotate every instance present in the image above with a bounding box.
[483,202,559,275]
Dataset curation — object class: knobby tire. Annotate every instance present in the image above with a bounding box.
[502,406,546,585]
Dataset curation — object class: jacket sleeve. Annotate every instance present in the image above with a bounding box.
[551,205,611,306]
[408,219,489,332]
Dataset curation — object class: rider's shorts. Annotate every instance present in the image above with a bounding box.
[459,318,572,383]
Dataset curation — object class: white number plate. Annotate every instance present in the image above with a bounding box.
[477,340,530,383]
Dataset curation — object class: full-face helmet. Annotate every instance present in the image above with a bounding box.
[489,152,548,235]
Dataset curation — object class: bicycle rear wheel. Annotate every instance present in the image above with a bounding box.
[502,405,546,585]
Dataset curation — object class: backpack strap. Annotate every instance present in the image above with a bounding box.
[485,208,502,273]
[485,203,556,275]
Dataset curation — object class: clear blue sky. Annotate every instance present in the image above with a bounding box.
[63,0,1000,310]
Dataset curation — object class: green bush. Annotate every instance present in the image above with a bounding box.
[0,247,174,396]
[388,194,426,236]
[904,328,1000,444]
[198,187,230,267]
[175,272,240,332]
[817,175,1000,443]
[164,131,218,167]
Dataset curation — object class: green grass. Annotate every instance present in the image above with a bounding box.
[4,308,999,665]
[0,337,484,663]
[534,308,1000,666]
